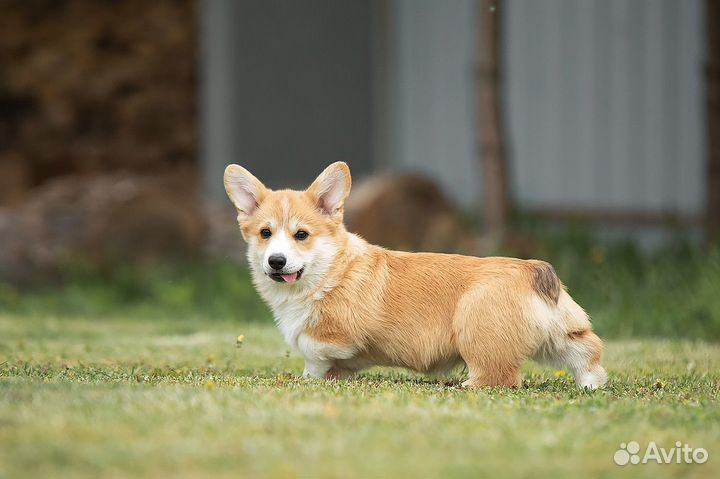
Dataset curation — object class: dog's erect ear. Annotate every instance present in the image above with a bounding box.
[224,164,268,220]
[307,162,352,218]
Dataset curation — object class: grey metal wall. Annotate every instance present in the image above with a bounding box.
[200,0,373,200]
[384,0,706,216]
[201,0,707,217]
[379,0,481,206]
[504,0,706,215]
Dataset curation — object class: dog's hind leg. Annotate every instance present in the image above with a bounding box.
[454,286,529,388]
[533,291,607,389]
[563,329,607,389]
[460,359,522,388]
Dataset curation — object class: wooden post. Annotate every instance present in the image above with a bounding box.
[477,0,510,248]
[707,0,720,244]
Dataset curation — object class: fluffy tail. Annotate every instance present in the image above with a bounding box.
[530,261,608,389]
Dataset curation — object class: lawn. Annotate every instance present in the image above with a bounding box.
[1,314,718,478]
[1,236,719,477]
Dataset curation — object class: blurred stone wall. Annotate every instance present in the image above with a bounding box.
[0,0,207,281]
[0,0,198,206]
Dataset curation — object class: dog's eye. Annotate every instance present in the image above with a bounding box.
[260,228,272,239]
[294,230,309,241]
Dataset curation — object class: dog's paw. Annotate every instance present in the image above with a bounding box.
[576,366,608,389]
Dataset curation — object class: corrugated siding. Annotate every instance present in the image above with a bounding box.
[200,0,372,199]
[390,0,480,206]
[202,0,707,214]
[505,0,706,214]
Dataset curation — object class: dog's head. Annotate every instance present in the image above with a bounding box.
[224,162,352,288]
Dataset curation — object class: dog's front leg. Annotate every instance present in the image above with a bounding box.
[297,333,355,379]
[302,357,332,379]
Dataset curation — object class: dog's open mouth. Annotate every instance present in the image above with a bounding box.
[270,268,304,284]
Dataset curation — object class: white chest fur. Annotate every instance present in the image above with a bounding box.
[272,298,314,350]
[248,259,314,350]
[255,279,358,371]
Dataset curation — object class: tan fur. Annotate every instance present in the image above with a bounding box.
[223,162,607,388]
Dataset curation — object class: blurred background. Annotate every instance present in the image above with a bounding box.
[0,0,718,339]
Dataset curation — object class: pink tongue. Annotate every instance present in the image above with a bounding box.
[281,272,299,283]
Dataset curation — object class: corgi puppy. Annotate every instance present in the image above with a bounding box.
[224,162,607,388]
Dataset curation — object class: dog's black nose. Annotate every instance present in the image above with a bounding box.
[268,254,287,270]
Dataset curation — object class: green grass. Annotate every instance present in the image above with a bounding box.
[1,233,719,477]
[1,232,719,340]
[1,314,719,478]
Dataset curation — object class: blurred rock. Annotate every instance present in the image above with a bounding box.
[345,174,467,253]
[0,171,205,283]
[0,153,31,206]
